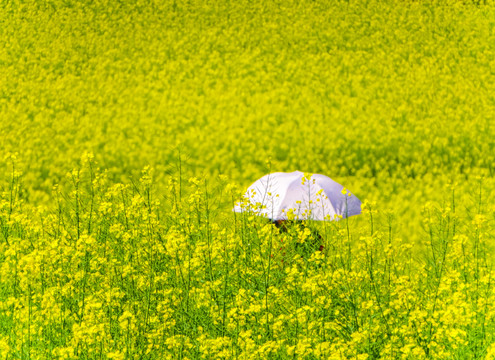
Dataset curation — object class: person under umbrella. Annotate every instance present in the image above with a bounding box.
[234,171,361,252]
[272,219,324,252]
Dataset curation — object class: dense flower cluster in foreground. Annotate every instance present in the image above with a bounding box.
[2,0,495,358]
[0,163,494,359]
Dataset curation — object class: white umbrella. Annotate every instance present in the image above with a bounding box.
[233,171,361,221]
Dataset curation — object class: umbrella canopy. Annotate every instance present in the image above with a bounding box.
[233,171,361,221]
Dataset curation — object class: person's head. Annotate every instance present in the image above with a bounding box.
[272,219,305,232]
[273,220,286,228]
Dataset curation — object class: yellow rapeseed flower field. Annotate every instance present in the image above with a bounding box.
[1,0,495,358]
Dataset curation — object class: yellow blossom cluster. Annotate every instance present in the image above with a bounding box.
[0,163,493,358]
[1,0,495,358]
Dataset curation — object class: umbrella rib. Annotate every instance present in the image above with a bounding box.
[276,177,298,220]
[319,184,337,220]
[252,173,278,219]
